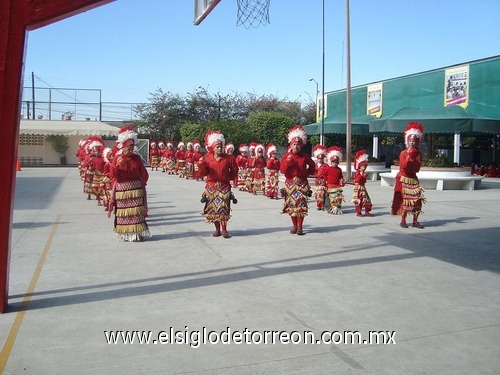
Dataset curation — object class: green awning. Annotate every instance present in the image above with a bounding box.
[368,106,500,134]
[305,114,374,135]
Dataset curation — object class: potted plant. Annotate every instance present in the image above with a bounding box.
[46,134,69,165]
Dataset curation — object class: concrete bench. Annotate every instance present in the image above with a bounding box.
[340,163,390,181]
[380,167,484,191]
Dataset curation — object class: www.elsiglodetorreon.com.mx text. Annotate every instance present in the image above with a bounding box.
[104,327,396,348]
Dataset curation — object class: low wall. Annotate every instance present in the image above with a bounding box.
[380,166,484,190]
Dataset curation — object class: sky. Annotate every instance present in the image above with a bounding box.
[23,0,500,120]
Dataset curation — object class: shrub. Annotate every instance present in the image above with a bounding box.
[423,154,455,167]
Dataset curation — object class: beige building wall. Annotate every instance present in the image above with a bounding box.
[18,134,116,166]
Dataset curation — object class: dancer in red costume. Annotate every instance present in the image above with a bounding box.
[110,125,150,242]
[175,141,187,177]
[312,144,328,210]
[149,141,160,171]
[391,122,426,228]
[225,143,238,187]
[252,143,266,195]
[192,140,204,181]
[265,143,280,199]
[320,146,345,215]
[236,144,249,191]
[351,150,373,216]
[280,125,316,235]
[82,136,106,205]
[164,141,177,174]
[197,130,238,238]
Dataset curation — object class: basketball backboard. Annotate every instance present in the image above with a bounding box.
[194,0,221,25]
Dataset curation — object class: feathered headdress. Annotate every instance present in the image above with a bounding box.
[204,130,225,151]
[287,125,308,145]
[225,143,235,153]
[313,144,327,159]
[404,122,425,147]
[249,142,257,152]
[166,141,173,148]
[117,125,137,149]
[177,141,185,149]
[255,143,265,156]
[102,147,113,163]
[193,140,201,150]
[354,150,369,170]
[186,141,193,150]
[266,143,277,158]
[87,136,105,151]
[327,146,343,163]
[150,141,156,147]
[158,141,165,148]
[239,144,249,153]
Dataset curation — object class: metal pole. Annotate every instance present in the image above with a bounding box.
[320,0,325,146]
[31,71,35,119]
[345,0,352,180]
[48,88,52,120]
[309,78,319,126]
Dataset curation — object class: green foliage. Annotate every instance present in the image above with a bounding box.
[207,120,252,146]
[133,88,316,144]
[248,112,295,147]
[381,136,404,146]
[135,89,187,141]
[423,154,455,167]
[180,122,206,143]
[461,135,494,149]
[46,134,69,155]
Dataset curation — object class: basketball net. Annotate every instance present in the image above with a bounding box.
[236,0,271,28]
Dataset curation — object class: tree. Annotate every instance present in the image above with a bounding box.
[134,88,315,147]
[46,134,69,164]
[248,112,295,147]
[135,89,187,141]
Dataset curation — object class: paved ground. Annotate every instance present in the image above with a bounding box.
[1,167,499,374]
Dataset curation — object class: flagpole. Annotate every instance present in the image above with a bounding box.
[320,0,325,146]
[345,0,352,179]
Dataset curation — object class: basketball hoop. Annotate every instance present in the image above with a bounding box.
[236,0,271,28]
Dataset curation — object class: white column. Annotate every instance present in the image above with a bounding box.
[454,133,461,165]
[372,135,379,158]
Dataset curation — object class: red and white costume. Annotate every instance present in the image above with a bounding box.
[280,125,316,235]
[320,146,345,214]
[391,122,426,228]
[312,145,328,210]
[110,125,150,242]
[351,150,373,216]
[197,131,238,238]
[265,143,280,199]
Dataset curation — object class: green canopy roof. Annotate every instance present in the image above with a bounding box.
[369,106,500,134]
[304,114,375,135]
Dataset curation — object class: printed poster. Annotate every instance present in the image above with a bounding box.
[444,65,469,108]
[367,83,383,118]
[316,94,327,123]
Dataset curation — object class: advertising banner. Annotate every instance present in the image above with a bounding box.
[445,65,469,108]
